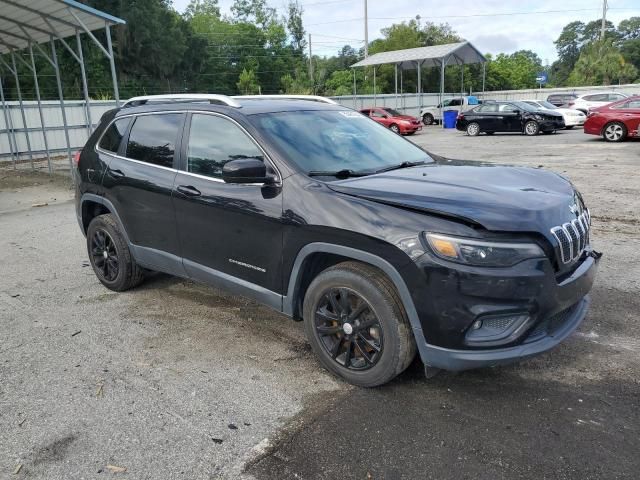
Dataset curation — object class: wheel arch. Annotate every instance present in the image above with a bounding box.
[80,193,131,245]
[283,243,429,362]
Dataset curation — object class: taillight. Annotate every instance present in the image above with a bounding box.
[73,150,81,167]
[457,113,464,120]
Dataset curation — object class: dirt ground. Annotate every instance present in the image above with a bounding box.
[1,127,639,479]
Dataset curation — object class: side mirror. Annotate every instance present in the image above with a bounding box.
[222,158,273,184]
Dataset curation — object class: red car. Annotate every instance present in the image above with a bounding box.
[360,107,422,135]
[584,95,640,142]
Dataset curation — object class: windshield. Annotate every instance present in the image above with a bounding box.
[382,108,403,116]
[512,101,538,112]
[249,110,432,175]
[537,101,558,109]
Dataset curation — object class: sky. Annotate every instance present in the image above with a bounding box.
[171,0,640,63]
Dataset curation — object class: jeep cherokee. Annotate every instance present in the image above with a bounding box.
[74,94,600,387]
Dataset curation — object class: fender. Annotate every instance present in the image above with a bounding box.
[80,193,131,245]
[283,242,430,363]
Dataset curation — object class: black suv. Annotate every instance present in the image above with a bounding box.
[74,94,599,387]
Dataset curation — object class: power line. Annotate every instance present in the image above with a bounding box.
[305,7,638,26]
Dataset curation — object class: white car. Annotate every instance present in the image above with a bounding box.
[522,100,586,129]
[567,92,628,114]
[420,96,480,125]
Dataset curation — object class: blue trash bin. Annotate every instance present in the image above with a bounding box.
[443,110,458,129]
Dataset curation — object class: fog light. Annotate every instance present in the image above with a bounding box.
[464,313,530,347]
[472,320,483,330]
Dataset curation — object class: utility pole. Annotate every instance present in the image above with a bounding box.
[364,0,368,57]
[308,33,314,92]
[600,0,608,40]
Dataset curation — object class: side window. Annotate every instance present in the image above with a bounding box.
[441,100,451,107]
[98,118,130,153]
[126,114,182,168]
[360,109,370,116]
[186,114,264,180]
[609,94,625,101]
[499,103,518,112]
[476,104,497,113]
[371,110,386,118]
[449,99,461,107]
[628,100,640,109]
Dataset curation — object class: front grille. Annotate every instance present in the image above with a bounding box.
[550,210,590,264]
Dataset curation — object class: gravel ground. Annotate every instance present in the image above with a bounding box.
[1,127,639,479]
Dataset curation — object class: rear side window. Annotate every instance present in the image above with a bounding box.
[476,104,497,112]
[125,114,183,168]
[98,118,130,153]
[186,114,264,180]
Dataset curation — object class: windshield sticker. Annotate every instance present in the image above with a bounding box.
[339,111,365,118]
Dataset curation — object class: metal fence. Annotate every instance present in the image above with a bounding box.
[332,83,640,116]
[2,82,639,169]
[0,100,117,169]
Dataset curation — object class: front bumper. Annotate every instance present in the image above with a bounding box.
[411,251,599,371]
[540,118,566,131]
[400,123,422,134]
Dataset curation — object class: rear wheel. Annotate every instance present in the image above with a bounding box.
[87,214,144,291]
[466,122,480,136]
[389,124,400,134]
[422,113,434,125]
[602,122,627,142]
[524,120,540,136]
[303,262,416,387]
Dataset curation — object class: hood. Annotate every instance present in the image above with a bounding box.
[328,163,581,233]
[395,115,420,122]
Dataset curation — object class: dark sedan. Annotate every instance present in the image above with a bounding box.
[456,101,565,136]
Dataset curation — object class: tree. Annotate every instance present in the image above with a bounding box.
[287,1,306,53]
[184,0,220,19]
[619,17,640,74]
[237,68,260,94]
[485,50,543,90]
[551,21,584,86]
[569,39,638,86]
[231,0,276,30]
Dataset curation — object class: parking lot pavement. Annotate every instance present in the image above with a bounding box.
[2,128,640,479]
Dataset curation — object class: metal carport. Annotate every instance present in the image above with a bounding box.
[0,0,125,174]
[350,42,487,123]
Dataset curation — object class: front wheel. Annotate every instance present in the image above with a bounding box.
[524,120,540,136]
[422,113,434,125]
[603,122,627,142]
[389,124,400,134]
[303,262,416,387]
[466,122,480,136]
[87,214,144,291]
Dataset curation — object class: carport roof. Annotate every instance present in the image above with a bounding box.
[0,0,125,54]
[351,41,486,70]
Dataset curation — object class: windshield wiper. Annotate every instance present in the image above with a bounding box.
[307,169,369,179]
[375,160,426,174]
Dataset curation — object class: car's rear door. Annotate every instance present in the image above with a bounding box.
[499,103,523,131]
[619,99,640,134]
[172,112,284,306]
[101,112,186,274]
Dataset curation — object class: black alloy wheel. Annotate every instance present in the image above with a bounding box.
[91,228,119,282]
[314,287,383,370]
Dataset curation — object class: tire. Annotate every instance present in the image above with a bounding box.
[524,120,540,136]
[422,113,434,125]
[303,261,416,387]
[565,125,575,130]
[86,214,144,292]
[602,122,627,142]
[389,124,400,134]
[466,122,480,136]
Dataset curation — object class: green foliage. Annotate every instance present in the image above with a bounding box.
[237,68,260,94]
[568,39,638,86]
[484,51,543,90]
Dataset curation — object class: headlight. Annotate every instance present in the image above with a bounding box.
[424,233,545,267]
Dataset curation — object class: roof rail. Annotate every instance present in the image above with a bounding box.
[231,94,338,105]
[122,94,242,108]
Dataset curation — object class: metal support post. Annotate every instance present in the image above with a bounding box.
[373,66,376,106]
[11,52,33,167]
[76,30,93,134]
[0,72,17,167]
[29,42,52,173]
[417,61,422,114]
[352,69,356,108]
[394,64,398,110]
[50,36,73,171]
[105,23,120,106]
[440,57,446,129]
[482,62,486,95]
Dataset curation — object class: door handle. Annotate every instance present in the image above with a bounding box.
[107,168,125,178]
[177,185,201,197]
